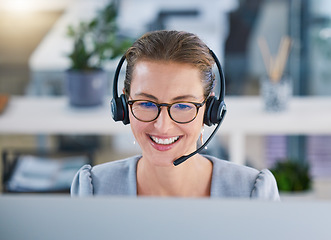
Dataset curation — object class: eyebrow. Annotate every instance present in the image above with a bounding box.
[133,92,200,102]
[134,92,158,101]
[172,95,200,101]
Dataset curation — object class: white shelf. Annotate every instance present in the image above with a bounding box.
[1,96,330,164]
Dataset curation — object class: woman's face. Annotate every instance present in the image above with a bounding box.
[129,60,206,166]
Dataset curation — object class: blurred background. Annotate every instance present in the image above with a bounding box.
[0,0,330,199]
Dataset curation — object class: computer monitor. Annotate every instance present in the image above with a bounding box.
[0,195,330,240]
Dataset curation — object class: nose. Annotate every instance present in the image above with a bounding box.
[153,107,174,133]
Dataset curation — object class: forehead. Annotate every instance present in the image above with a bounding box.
[130,60,204,101]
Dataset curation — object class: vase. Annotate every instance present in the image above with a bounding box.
[260,76,292,112]
[65,69,107,107]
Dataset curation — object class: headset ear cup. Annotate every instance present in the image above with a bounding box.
[120,94,130,125]
[204,97,226,126]
[210,100,226,125]
[204,96,216,126]
[111,97,123,122]
[111,94,130,125]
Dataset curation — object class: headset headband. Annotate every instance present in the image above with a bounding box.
[112,49,225,102]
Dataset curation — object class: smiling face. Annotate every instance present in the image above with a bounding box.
[129,60,205,166]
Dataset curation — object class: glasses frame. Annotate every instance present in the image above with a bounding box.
[127,98,207,124]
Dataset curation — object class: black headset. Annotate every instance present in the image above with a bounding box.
[111,49,226,127]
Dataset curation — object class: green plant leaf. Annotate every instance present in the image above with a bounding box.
[270,159,311,192]
[66,1,132,70]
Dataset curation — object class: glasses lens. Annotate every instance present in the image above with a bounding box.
[131,101,158,121]
[170,102,197,123]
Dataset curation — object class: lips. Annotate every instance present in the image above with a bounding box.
[150,136,179,145]
[148,135,181,151]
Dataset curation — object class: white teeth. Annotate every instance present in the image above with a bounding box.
[151,136,179,145]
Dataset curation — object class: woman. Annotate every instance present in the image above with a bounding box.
[71,30,279,200]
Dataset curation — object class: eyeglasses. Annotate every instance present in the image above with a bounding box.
[127,98,207,124]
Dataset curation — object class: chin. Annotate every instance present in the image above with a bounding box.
[140,135,197,167]
[140,149,178,167]
[149,154,177,167]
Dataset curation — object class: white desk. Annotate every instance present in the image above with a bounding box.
[1,96,330,164]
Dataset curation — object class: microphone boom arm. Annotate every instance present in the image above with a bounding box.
[173,113,225,166]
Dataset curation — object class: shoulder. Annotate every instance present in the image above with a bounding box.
[205,155,279,200]
[92,156,139,177]
[71,156,140,196]
[251,168,280,200]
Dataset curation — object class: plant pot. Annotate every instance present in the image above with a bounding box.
[65,69,107,107]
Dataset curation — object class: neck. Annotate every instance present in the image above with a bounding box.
[137,154,212,197]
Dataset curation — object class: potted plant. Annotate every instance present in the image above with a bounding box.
[270,159,311,193]
[66,2,131,106]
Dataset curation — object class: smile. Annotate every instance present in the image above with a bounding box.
[150,136,180,145]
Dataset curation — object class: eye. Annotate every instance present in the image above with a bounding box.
[173,103,194,111]
[137,101,157,109]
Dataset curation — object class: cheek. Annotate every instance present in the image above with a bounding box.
[197,105,206,126]
[129,114,142,133]
[186,109,205,137]
[195,107,206,136]
[129,113,150,141]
